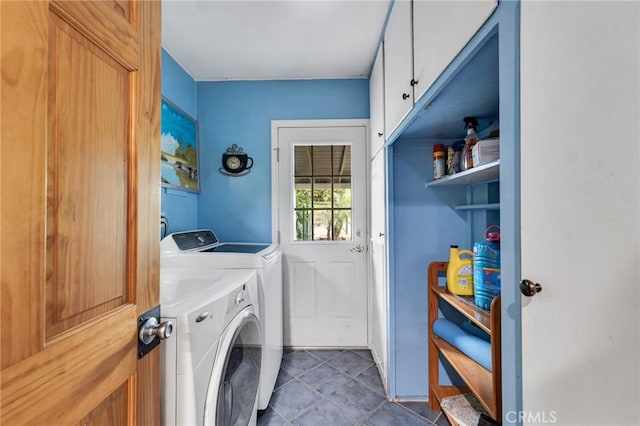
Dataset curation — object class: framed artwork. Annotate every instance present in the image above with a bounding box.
[161,97,200,192]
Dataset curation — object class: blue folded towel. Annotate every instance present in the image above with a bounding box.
[433,318,492,372]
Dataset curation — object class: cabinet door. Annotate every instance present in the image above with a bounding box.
[520,2,639,424]
[383,0,413,137]
[369,151,388,379]
[413,0,497,102]
[369,44,385,159]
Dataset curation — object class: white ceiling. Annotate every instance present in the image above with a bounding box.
[161,0,391,81]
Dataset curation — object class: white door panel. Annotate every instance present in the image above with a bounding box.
[276,124,368,347]
[384,0,413,137]
[369,151,388,377]
[520,2,640,424]
[413,0,497,102]
[370,43,385,158]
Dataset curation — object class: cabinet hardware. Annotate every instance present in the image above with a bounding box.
[402,93,410,100]
[410,79,419,86]
[378,132,384,137]
[520,279,543,297]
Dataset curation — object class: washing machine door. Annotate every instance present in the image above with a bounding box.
[203,308,261,426]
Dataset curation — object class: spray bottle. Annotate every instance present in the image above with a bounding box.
[461,117,479,171]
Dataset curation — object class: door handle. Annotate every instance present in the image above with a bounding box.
[350,244,365,253]
[139,317,173,344]
[520,279,543,297]
[137,305,173,358]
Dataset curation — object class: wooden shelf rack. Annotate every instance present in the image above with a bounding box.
[427,261,502,424]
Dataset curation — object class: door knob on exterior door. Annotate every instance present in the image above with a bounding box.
[350,244,365,253]
[520,279,543,297]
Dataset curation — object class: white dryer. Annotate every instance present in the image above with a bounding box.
[161,230,282,411]
[160,268,261,426]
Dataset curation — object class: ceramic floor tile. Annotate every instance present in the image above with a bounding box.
[291,398,357,426]
[298,362,351,395]
[434,413,450,426]
[269,379,322,422]
[363,401,430,426]
[274,368,294,390]
[354,365,386,397]
[280,350,322,377]
[327,350,374,377]
[399,401,442,423]
[351,349,374,362]
[306,349,344,361]
[258,407,290,426]
[326,379,385,422]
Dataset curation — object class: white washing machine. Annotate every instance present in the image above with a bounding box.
[161,230,282,411]
[160,268,261,426]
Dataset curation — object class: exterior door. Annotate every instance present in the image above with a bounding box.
[273,121,368,346]
[1,1,161,424]
[520,2,639,425]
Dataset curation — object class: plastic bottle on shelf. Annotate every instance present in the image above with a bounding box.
[433,144,445,180]
[473,225,501,310]
[461,117,479,171]
[446,245,474,296]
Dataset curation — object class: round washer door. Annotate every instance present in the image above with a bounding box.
[203,307,262,426]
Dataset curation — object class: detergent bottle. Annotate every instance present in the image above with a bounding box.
[446,245,474,296]
[473,225,501,309]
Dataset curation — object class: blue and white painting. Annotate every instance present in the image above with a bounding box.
[161,98,199,192]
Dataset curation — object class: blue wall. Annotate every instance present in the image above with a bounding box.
[196,79,369,242]
[161,49,198,234]
[389,140,468,398]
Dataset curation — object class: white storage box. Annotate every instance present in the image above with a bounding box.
[472,138,499,166]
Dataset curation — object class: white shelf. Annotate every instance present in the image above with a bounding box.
[455,203,500,211]
[425,160,500,188]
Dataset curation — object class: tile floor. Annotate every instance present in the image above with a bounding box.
[258,348,449,426]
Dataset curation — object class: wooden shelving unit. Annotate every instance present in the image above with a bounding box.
[428,261,502,424]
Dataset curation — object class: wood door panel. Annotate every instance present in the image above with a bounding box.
[1,0,49,369]
[46,12,131,338]
[2,0,160,423]
[0,306,137,425]
[50,0,139,70]
[76,379,133,426]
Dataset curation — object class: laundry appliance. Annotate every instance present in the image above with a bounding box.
[161,230,282,410]
[160,268,261,426]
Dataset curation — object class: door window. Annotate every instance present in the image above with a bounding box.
[293,145,352,241]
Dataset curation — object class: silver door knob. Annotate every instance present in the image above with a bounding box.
[520,279,543,297]
[350,244,365,253]
[139,317,173,344]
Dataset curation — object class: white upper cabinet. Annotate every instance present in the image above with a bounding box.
[413,0,497,102]
[369,44,385,159]
[383,0,413,138]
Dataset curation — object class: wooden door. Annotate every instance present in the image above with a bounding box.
[520,2,640,424]
[1,0,161,424]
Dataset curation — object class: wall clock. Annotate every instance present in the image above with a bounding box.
[220,144,253,176]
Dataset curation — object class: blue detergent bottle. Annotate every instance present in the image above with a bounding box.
[473,225,501,310]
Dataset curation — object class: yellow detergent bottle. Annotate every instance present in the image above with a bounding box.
[447,245,474,295]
